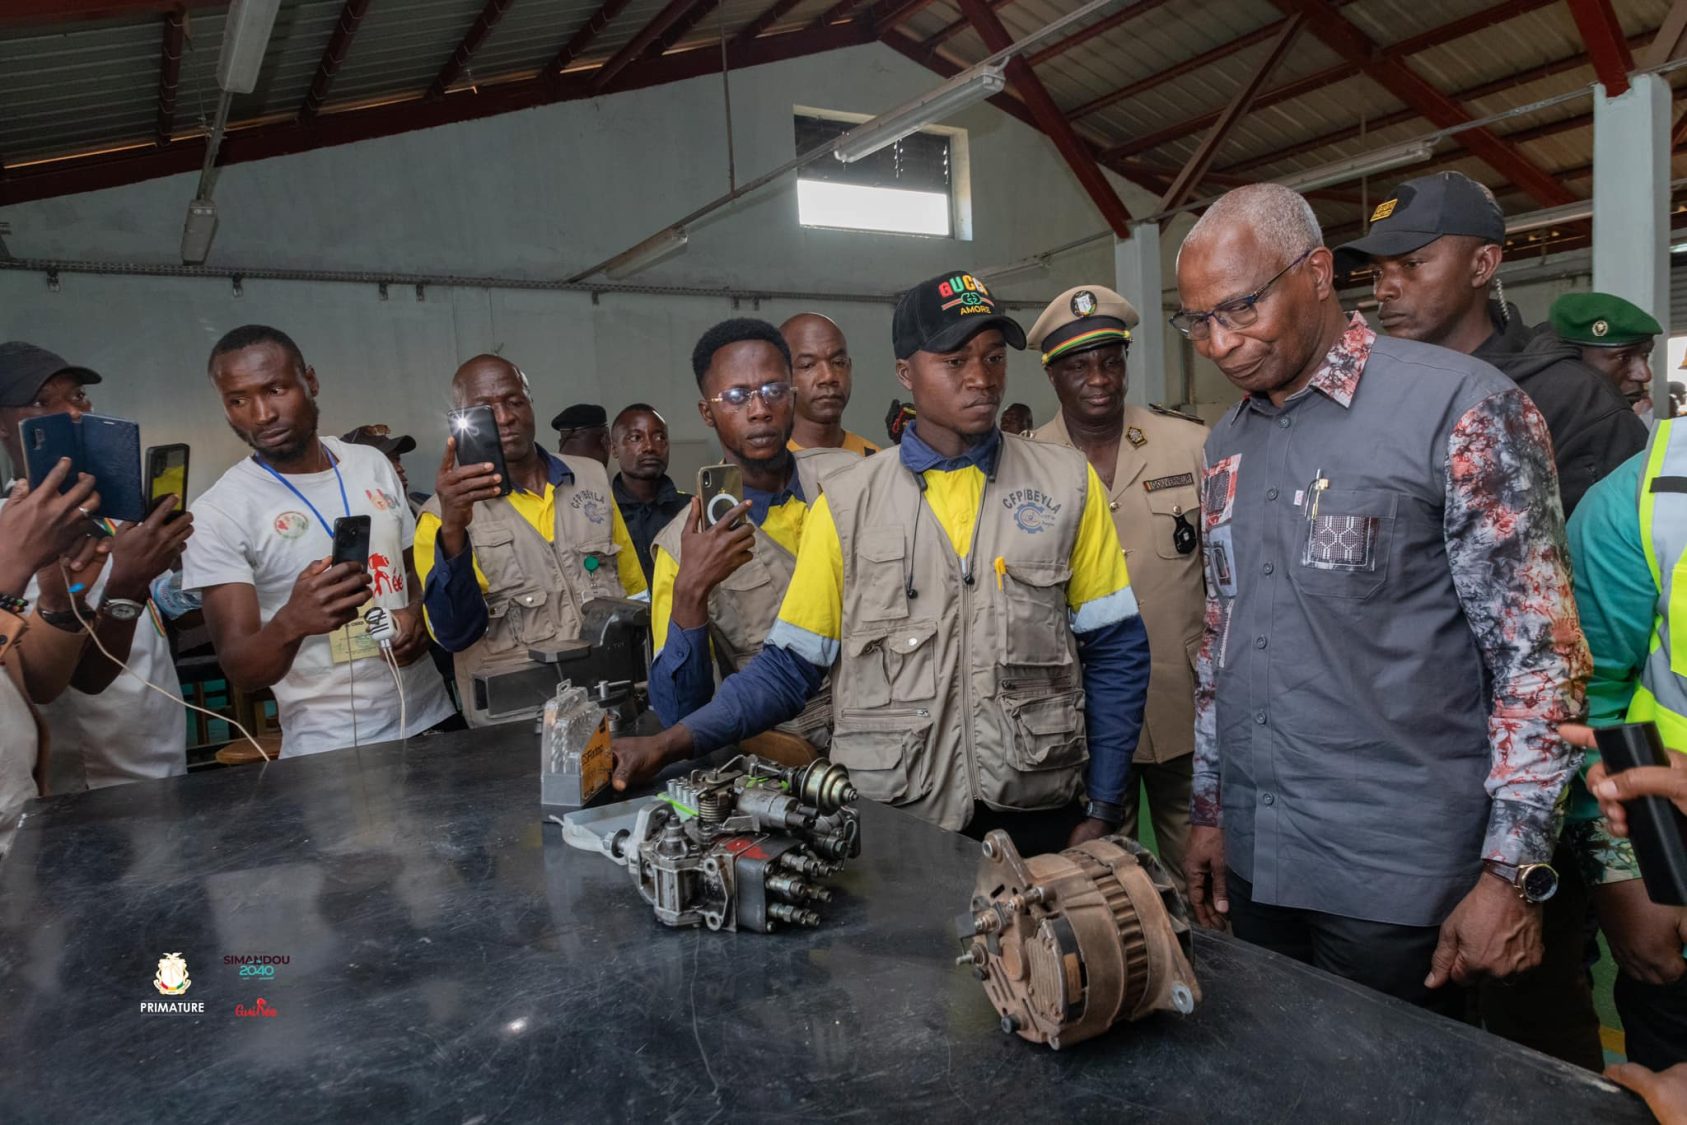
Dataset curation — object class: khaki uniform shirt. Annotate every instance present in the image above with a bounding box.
[1033,403,1206,763]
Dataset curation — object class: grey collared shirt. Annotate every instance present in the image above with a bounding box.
[1192,315,1587,927]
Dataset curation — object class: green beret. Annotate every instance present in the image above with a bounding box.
[1549,291,1661,348]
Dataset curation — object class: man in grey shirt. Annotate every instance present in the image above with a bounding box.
[1176,184,1587,1017]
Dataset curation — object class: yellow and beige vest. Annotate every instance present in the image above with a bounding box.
[823,434,1092,830]
[419,455,628,727]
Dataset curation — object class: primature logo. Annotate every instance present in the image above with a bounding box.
[154,952,191,995]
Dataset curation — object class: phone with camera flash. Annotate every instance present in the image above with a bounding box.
[449,405,512,497]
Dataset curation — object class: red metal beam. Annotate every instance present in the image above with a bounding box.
[734,0,805,44]
[0,19,875,205]
[1098,0,1554,151]
[1218,31,1650,176]
[955,0,1132,236]
[0,0,218,25]
[302,0,373,118]
[552,0,636,72]
[1566,0,1634,96]
[1158,13,1303,210]
[1267,0,1572,206]
[1025,0,1177,67]
[591,0,706,91]
[919,0,1017,54]
[644,0,723,57]
[1072,18,1289,120]
[429,0,516,99]
[154,6,184,145]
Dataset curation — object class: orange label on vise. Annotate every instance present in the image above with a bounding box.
[580,716,612,803]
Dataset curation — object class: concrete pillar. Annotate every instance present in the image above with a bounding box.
[1592,72,1671,417]
[1115,223,1168,406]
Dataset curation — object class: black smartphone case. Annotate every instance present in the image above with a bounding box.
[331,515,373,570]
[19,413,146,524]
[1594,723,1687,906]
[451,406,512,497]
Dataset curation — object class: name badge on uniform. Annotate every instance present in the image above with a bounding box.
[328,603,382,664]
[1143,473,1194,493]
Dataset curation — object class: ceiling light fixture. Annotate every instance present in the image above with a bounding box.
[1274,139,1437,193]
[602,226,688,280]
[832,64,1007,164]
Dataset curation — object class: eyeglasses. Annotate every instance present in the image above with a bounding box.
[707,381,793,409]
[1170,247,1317,341]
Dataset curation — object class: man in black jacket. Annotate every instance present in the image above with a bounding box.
[1336,171,1644,516]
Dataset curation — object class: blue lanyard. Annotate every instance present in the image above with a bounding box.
[254,444,350,542]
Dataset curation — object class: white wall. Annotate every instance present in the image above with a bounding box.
[0,42,1164,494]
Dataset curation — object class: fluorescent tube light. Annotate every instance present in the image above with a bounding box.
[1275,139,1437,193]
[832,64,1007,164]
[1505,201,1593,234]
[181,199,219,264]
[602,226,687,280]
[217,0,282,94]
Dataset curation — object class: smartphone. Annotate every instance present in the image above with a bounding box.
[449,405,512,497]
[331,515,372,571]
[20,412,147,524]
[145,443,190,519]
[697,463,744,529]
[1594,723,1687,905]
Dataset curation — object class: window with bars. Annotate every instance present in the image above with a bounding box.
[794,113,956,237]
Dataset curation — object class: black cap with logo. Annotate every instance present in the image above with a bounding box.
[0,341,102,408]
[341,424,417,456]
[1333,171,1506,273]
[892,270,1027,360]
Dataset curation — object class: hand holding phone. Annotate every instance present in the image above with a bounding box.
[449,406,511,497]
[277,557,372,638]
[331,515,372,570]
[1594,723,1687,905]
[145,443,190,521]
[697,463,745,530]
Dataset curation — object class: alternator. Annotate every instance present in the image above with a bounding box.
[572,755,861,933]
[955,830,1199,1049]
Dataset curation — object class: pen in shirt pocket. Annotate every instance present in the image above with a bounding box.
[1307,468,1330,521]
[994,555,1006,591]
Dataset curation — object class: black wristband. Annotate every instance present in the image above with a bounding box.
[1084,799,1126,826]
[38,605,90,633]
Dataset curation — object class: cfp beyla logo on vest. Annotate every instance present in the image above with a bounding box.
[1001,488,1063,534]
[937,274,996,316]
[569,489,610,525]
[154,952,192,995]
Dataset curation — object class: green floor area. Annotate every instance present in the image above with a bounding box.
[1132,788,1628,1064]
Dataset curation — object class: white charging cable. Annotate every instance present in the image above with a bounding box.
[362,605,407,742]
[60,564,272,762]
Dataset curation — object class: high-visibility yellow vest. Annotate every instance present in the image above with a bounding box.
[1626,418,1687,749]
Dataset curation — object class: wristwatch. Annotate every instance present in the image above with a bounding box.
[1484,859,1559,904]
[1084,799,1126,828]
[100,597,146,622]
[37,605,90,633]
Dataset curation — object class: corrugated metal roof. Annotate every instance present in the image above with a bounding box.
[0,0,1671,217]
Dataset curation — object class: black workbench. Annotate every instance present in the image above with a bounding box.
[0,726,1649,1123]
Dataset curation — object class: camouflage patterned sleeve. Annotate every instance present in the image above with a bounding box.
[1191,450,1222,829]
[1443,387,1590,866]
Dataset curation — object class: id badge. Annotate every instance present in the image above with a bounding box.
[329,604,381,664]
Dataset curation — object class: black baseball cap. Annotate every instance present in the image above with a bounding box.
[551,403,607,432]
[892,270,1026,360]
[0,341,101,408]
[1333,171,1507,273]
[341,424,416,456]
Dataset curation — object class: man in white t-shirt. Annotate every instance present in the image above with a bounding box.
[183,325,456,757]
[0,341,195,791]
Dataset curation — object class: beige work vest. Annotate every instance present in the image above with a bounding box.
[1032,405,1207,764]
[420,455,628,727]
[651,448,855,744]
[824,434,1093,831]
